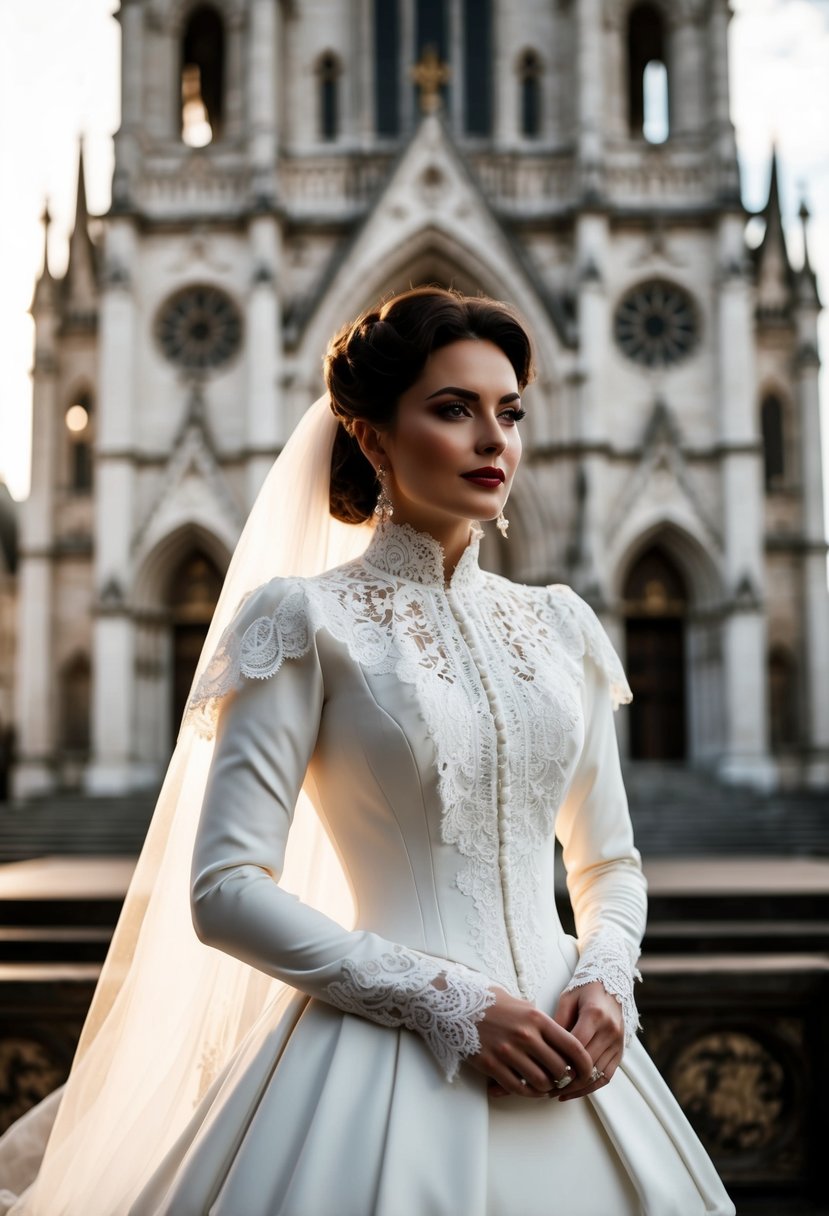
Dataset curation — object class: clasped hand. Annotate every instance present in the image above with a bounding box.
[468,981,624,1101]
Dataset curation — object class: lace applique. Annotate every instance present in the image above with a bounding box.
[185,583,312,736]
[563,923,642,1045]
[326,943,496,1081]
[544,585,633,710]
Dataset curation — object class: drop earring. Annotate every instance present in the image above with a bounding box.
[496,508,509,538]
[374,464,394,522]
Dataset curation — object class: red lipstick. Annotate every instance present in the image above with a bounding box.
[461,467,505,488]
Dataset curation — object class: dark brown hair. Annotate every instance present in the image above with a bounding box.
[324,286,535,524]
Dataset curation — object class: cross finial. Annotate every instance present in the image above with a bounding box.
[410,45,451,114]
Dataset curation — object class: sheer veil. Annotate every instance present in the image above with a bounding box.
[0,394,374,1215]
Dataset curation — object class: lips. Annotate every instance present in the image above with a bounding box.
[461,467,505,485]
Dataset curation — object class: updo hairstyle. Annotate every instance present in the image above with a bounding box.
[324,286,534,524]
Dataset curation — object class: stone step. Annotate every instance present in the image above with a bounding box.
[0,793,156,862]
[0,927,111,962]
[644,919,829,955]
[1,773,826,860]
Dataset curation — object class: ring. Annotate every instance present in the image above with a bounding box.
[553,1065,574,1091]
[519,1078,528,1087]
[589,1066,605,1082]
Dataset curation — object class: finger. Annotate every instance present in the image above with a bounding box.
[558,1052,619,1102]
[487,1054,549,1099]
[570,1027,621,1074]
[552,988,580,1031]
[567,1002,620,1049]
[538,1020,594,1082]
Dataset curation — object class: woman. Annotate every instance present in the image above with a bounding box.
[1,288,734,1215]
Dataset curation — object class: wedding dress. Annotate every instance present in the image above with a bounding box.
[117,517,734,1216]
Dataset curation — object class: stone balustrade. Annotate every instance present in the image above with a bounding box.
[130,146,722,222]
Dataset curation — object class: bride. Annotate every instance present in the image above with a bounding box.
[0,287,734,1214]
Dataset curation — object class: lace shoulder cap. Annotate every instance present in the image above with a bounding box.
[545,584,633,711]
[183,577,313,739]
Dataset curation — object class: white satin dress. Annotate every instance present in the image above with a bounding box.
[132,520,735,1216]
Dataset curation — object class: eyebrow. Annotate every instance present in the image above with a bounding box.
[425,386,522,404]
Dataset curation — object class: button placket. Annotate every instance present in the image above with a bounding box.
[446,588,528,1000]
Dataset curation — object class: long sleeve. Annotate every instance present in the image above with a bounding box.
[552,598,647,1045]
[189,580,495,1082]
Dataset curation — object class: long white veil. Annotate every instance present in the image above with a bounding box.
[0,395,373,1215]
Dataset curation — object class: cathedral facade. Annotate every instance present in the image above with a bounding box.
[14,0,828,799]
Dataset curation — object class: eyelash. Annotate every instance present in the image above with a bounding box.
[439,402,526,423]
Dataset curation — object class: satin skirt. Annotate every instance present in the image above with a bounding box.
[130,993,735,1216]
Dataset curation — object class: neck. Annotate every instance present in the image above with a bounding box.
[382,512,477,581]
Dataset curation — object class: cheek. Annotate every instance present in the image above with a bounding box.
[396,425,464,478]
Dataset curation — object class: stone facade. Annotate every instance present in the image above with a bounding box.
[13,0,829,799]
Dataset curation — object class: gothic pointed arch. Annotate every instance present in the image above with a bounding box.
[626,2,670,141]
[612,518,721,610]
[132,524,230,752]
[132,521,230,614]
[297,223,562,414]
[517,49,543,139]
[316,51,342,142]
[180,4,226,145]
[622,542,688,759]
[613,521,724,764]
[760,387,790,491]
[64,384,95,495]
[292,111,571,383]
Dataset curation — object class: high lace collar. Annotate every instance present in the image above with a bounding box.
[362,520,484,591]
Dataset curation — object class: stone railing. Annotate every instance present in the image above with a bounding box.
[136,157,253,217]
[277,155,394,217]
[133,145,723,221]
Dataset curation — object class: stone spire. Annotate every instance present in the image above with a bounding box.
[31,200,55,314]
[753,145,795,323]
[64,136,99,328]
[795,196,822,310]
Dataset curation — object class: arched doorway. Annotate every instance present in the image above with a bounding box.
[623,546,688,759]
[167,551,223,745]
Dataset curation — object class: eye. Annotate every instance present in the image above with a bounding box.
[438,401,471,418]
[501,407,526,423]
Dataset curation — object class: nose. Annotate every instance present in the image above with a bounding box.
[475,411,508,455]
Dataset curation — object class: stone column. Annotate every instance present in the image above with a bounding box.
[715,215,774,788]
[573,213,610,598]
[668,9,704,137]
[794,309,829,784]
[492,0,515,147]
[354,0,375,145]
[246,213,283,501]
[707,0,740,199]
[576,0,604,188]
[113,0,145,198]
[14,271,59,798]
[247,0,278,198]
[602,7,626,140]
[85,219,139,795]
[224,9,247,143]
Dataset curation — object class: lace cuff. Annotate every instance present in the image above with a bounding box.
[325,943,496,1081]
[563,924,642,1045]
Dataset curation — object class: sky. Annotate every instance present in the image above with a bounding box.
[0,0,828,504]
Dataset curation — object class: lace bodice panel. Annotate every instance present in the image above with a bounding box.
[188,520,645,1076]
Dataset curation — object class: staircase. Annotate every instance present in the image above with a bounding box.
[0,791,157,863]
[624,762,829,858]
